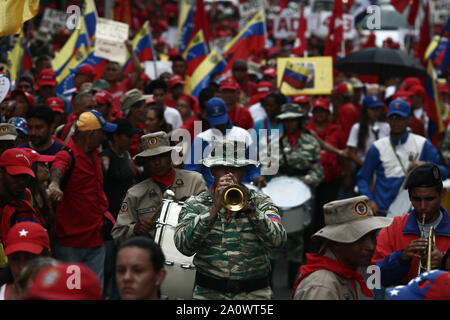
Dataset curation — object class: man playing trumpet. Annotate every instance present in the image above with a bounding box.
[174,140,287,300]
[372,163,450,287]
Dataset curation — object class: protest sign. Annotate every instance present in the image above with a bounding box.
[94,18,129,63]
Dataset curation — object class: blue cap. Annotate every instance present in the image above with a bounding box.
[206,98,229,127]
[363,95,384,108]
[387,99,410,118]
[8,117,28,135]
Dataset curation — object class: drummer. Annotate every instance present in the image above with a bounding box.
[271,103,324,288]
[111,131,206,245]
[174,139,287,300]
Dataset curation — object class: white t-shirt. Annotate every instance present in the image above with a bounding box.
[249,102,267,123]
[164,106,183,130]
[347,121,390,161]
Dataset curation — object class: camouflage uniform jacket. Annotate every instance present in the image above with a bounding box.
[174,186,287,281]
[111,168,206,245]
[278,130,324,188]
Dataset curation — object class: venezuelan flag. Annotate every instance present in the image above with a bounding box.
[425,36,447,68]
[123,21,154,75]
[53,19,90,77]
[183,30,208,76]
[85,49,107,81]
[0,0,39,37]
[56,45,89,93]
[189,50,226,98]
[223,10,266,71]
[83,0,97,41]
[6,31,28,84]
[281,61,310,90]
[423,60,444,148]
[177,0,195,55]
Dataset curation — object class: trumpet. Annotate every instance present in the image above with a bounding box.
[418,213,436,275]
[221,184,248,212]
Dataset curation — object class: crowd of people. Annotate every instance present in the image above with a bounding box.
[0,0,449,300]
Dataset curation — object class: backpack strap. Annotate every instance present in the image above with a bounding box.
[59,146,75,191]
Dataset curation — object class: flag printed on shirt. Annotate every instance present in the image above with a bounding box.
[281,61,310,90]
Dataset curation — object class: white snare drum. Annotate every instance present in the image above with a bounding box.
[246,176,312,233]
[155,199,195,300]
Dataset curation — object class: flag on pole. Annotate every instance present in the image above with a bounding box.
[189,50,226,98]
[122,21,155,75]
[56,46,89,98]
[292,4,307,57]
[83,0,98,41]
[183,30,208,76]
[439,18,450,74]
[193,0,211,45]
[223,10,266,71]
[6,32,26,84]
[281,61,310,90]
[390,0,419,26]
[177,0,196,54]
[324,0,344,62]
[414,1,431,66]
[423,60,444,147]
[425,37,447,68]
[0,0,39,37]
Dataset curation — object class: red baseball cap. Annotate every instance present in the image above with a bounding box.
[167,74,184,88]
[336,82,353,97]
[220,78,239,91]
[38,69,57,87]
[409,84,426,98]
[292,95,309,104]
[4,222,49,256]
[263,67,277,78]
[21,148,56,163]
[11,89,36,108]
[94,90,113,105]
[45,97,65,114]
[25,262,103,300]
[312,97,330,111]
[249,81,273,105]
[70,64,96,78]
[0,148,36,177]
[439,83,449,93]
[393,90,412,103]
[400,77,421,91]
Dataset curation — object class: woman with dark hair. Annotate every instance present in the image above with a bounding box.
[115,236,166,300]
[346,95,390,167]
[144,105,172,134]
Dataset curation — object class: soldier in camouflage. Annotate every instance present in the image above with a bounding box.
[272,103,324,288]
[111,131,206,245]
[174,140,287,300]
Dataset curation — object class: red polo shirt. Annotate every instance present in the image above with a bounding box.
[228,103,254,130]
[52,138,109,248]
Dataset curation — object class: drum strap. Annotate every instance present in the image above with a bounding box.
[195,272,270,294]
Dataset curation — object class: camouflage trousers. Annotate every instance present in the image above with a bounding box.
[193,285,273,300]
[269,230,304,264]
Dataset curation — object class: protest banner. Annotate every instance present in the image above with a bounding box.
[94,17,129,63]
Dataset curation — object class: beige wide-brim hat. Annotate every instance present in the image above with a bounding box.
[201,139,259,168]
[312,196,393,243]
[133,131,182,159]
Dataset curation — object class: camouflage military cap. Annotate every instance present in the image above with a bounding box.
[202,140,259,168]
[133,131,182,159]
[0,123,17,141]
[313,195,392,243]
[276,103,306,120]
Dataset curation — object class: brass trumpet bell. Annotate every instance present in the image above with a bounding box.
[222,184,248,212]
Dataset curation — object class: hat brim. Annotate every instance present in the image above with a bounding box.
[201,158,259,168]
[366,103,384,108]
[133,146,182,159]
[277,112,306,120]
[312,216,392,243]
[4,242,45,256]
[387,111,409,118]
[5,166,35,178]
[101,122,118,133]
[0,134,17,141]
[208,114,229,127]
[39,81,57,87]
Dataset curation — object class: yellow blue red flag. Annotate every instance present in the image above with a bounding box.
[177,0,195,55]
[281,61,310,90]
[183,30,208,76]
[123,21,154,75]
[189,50,226,98]
[0,0,39,37]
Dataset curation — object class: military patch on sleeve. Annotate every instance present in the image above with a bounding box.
[266,205,279,214]
[120,202,128,214]
[178,207,187,223]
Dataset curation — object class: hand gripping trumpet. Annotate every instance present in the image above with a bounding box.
[418,213,436,275]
